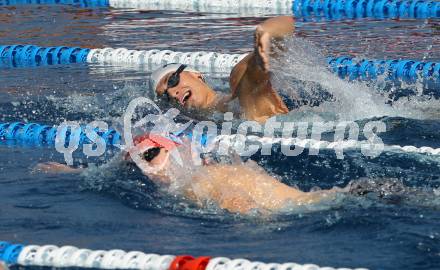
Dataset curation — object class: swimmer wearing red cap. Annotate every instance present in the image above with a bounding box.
[36,133,412,214]
[131,134,349,213]
[36,133,352,214]
[150,16,296,123]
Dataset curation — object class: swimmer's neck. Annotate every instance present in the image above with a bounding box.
[206,91,233,112]
[204,88,218,108]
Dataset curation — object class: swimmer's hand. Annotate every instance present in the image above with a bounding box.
[0,261,9,270]
[255,16,295,72]
[33,162,83,174]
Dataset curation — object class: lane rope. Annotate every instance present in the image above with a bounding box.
[1,44,439,83]
[0,241,368,270]
[327,56,440,82]
[1,121,440,157]
[0,45,245,73]
[0,122,121,146]
[0,0,108,7]
[108,0,293,16]
[0,0,438,20]
[292,0,440,19]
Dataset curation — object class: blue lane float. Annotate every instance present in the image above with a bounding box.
[0,122,121,146]
[293,0,440,20]
[0,242,23,265]
[0,45,90,68]
[327,56,440,82]
[0,121,213,149]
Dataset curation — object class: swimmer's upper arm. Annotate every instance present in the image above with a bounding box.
[229,52,273,99]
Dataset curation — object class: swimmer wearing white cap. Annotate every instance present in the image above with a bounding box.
[151,16,295,123]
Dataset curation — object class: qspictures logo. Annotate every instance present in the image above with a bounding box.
[54,97,386,166]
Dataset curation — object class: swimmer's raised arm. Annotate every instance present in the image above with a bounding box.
[229,16,295,122]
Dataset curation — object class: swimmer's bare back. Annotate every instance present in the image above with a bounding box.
[35,159,340,215]
[188,161,339,214]
[33,134,341,215]
[229,16,295,123]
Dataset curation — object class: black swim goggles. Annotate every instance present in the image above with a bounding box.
[163,64,187,101]
[143,147,162,162]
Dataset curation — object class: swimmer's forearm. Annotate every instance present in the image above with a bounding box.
[34,162,84,174]
[297,188,341,204]
[258,16,294,40]
[0,261,9,270]
[60,166,84,174]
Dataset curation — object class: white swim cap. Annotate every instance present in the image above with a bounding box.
[150,63,198,93]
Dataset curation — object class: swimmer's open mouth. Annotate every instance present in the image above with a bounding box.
[181,90,192,106]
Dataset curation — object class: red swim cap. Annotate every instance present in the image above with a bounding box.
[132,133,179,151]
[124,133,179,161]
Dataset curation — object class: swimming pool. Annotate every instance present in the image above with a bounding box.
[1,2,440,270]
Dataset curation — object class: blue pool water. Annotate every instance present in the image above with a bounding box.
[1,4,440,270]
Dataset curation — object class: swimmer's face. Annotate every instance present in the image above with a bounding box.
[155,71,217,109]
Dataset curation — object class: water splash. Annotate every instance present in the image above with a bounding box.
[270,37,440,121]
